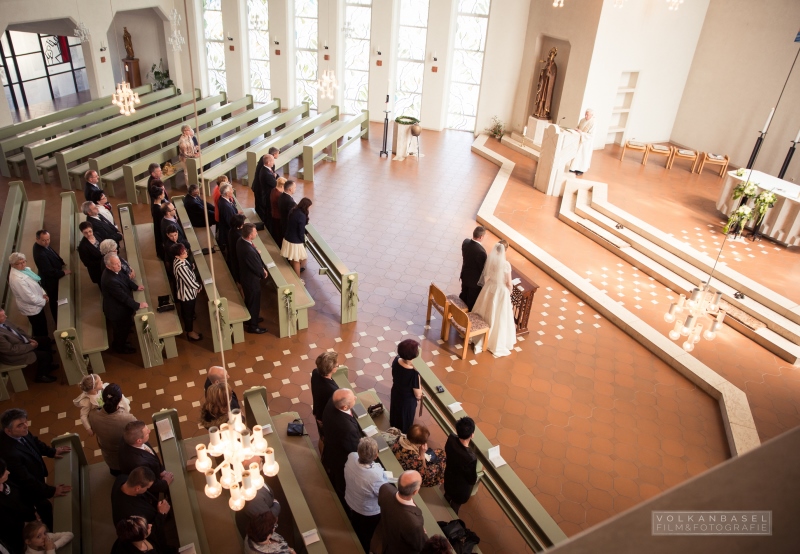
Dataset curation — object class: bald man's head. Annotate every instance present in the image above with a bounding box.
[208,366,229,384]
[397,470,422,498]
[332,388,355,411]
[264,154,274,168]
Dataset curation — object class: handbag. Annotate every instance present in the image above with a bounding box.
[287,418,306,436]
[438,519,480,554]
[367,402,384,418]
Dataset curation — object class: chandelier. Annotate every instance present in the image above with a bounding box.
[317,69,339,100]
[111,79,141,115]
[666,0,684,10]
[194,410,279,511]
[168,9,186,52]
[74,22,90,43]
[664,282,726,352]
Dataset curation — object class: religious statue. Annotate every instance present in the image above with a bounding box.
[123,27,135,59]
[533,47,558,120]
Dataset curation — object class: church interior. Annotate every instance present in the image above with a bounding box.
[0,0,799,552]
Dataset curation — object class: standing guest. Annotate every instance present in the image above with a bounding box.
[459,226,487,310]
[244,511,295,554]
[77,222,104,286]
[391,424,446,488]
[83,201,123,245]
[110,467,173,552]
[87,384,137,475]
[372,471,426,554]
[171,243,202,342]
[146,164,169,202]
[99,240,135,280]
[159,203,187,245]
[268,146,280,164]
[237,223,267,334]
[22,521,73,554]
[311,351,339,439]
[217,183,238,251]
[389,339,422,434]
[420,536,451,554]
[32,230,70,321]
[226,214,247,283]
[253,154,277,230]
[184,184,215,228]
[269,177,286,245]
[235,482,281,538]
[177,125,200,171]
[200,382,238,429]
[111,515,168,554]
[211,175,228,241]
[92,190,116,227]
[74,374,131,437]
[204,366,241,411]
[150,185,167,260]
[0,408,72,530]
[118,421,174,496]
[277,180,297,243]
[84,169,102,202]
[7,252,49,341]
[344,437,387,553]
[162,224,190,280]
[281,198,311,278]
[321,389,364,502]
[0,309,58,383]
[443,416,478,514]
[101,254,147,354]
[0,457,38,554]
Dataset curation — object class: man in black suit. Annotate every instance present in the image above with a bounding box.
[32,230,71,320]
[146,163,169,201]
[183,184,215,227]
[0,408,72,530]
[253,154,277,229]
[277,180,297,242]
[101,254,147,354]
[84,169,102,201]
[217,183,238,252]
[110,466,173,551]
[237,223,267,334]
[443,416,478,514]
[372,472,426,554]
[159,202,188,244]
[459,225,487,310]
[203,366,240,410]
[77,221,104,286]
[0,309,58,383]
[83,201,123,245]
[321,389,364,503]
[118,421,174,495]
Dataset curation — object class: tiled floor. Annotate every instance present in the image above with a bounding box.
[1,123,797,552]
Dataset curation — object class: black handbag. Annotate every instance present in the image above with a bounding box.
[287,418,306,436]
[438,519,480,554]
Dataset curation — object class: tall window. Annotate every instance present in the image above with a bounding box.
[395,0,429,120]
[248,0,271,104]
[447,0,490,131]
[203,0,226,94]
[342,0,371,115]
[295,0,319,110]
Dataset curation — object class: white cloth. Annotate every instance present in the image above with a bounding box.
[8,268,46,316]
[24,531,74,554]
[569,116,596,172]
[73,386,131,432]
[471,244,517,357]
[97,203,116,226]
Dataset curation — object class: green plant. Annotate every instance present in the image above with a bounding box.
[395,115,420,125]
[485,116,504,139]
[146,58,174,91]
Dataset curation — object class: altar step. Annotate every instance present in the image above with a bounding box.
[501,133,541,160]
[560,179,800,365]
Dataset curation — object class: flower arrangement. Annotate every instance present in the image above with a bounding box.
[732,181,759,201]
[723,205,753,234]
[485,116,504,139]
[753,191,777,224]
[735,168,747,177]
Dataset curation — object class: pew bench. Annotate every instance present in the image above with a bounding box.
[305,222,358,324]
[298,110,369,182]
[0,363,27,401]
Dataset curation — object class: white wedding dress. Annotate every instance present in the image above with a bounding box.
[471,244,517,357]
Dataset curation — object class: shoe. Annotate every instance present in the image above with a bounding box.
[245,326,267,334]
[258,317,264,323]
[187,333,203,342]
[35,375,56,383]
[300,267,306,273]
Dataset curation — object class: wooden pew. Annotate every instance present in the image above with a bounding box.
[299,110,369,182]
[305,222,358,324]
[118,204,181,367]
[123,97,278,204]
[59,92,227,190]
[23,87,192,184]
[243,387,330,554]
[0,85,153,178]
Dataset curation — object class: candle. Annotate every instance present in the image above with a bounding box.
[761,108,775,134]
[794,128,800,144]
[523,126,528,136]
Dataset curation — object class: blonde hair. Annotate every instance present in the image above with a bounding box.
[216,175,229,186]
[276,177,287,188]
[80,374,99,393]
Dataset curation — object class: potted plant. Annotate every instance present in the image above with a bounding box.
[485,116,504,140]
[146,58,175,91]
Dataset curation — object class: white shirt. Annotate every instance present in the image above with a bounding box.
[8,268,46,316]
[97,203,116,227]
[344,452,387,516]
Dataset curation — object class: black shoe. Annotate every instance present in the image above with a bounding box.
[35,375,56,383]
[300,267,306,273]
[187,333,203,342]
[245,326,267,334]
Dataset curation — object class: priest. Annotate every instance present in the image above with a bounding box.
[569,109,595,176]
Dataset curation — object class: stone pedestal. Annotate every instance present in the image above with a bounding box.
[526,116,552,146]
[392,123,414,160]
[123,58,142,87]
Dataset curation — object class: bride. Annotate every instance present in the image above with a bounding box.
[472,241,517,357]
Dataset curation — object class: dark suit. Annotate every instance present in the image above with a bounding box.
[77,237,104,284]
[459,238,487,310]
[110,474,174,553]
[160,216,187,245]
[277,193,296,242]
[151,203,165,260]
[184,194,215,227]
[217,197,237,249]
[0,431,57,529]
[237,239,264,328]
[84,181,101,202]
[88,215,123,245]
[0,321,54,377]
[226,231,242,283]
[234,484,280,538]
[0,479,37,554]
[101,269,140,352]
[253,165,277,230]
[320,399,364,502]
[443,434,478,511]
[32,242,66,320]
[118,441,170,495]
[372,483,426,554]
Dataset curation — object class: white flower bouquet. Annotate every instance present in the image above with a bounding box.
[723,204,753,234]
[733,181,759,200]
[753,191,777,224]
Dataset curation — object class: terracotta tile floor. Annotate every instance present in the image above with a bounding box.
[1,124,796,551]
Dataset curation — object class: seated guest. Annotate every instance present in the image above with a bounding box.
[84,169,102,202]
[310,352,339,439]
[344,437,387,553]
[87,384,136,475]
[200,382,240,429]
[92,190,116,227]
[171,244,202,342]
[204,366,240,411]
[443,416,478,514]
[7,252,49,342]
[372,471,426,554]
[269,177,286,245]
[0,308,57,383]
[77,221,104,286]
[149,185,167,260]
[110,467,173,553]
[321,389,364,502]
[226,214,247,283]
[160,203,187,245]
[118,421,174,496]
[391,424,446,488]
[0,457,38,554]
[83,201,123,245]
[74,374,130,437]
[99,239,135,279]
[32,229,70,321]
[22,520,73,554]
[163,224,190,278]
[244,511,295,554]
[235,481,281,538]
[101,254,147,354]
[420,535,452,554]
[111,515,167,554]
[183,184,215,227]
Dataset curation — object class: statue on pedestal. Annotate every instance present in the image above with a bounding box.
[123,27,135,59]
[533,47,558,120]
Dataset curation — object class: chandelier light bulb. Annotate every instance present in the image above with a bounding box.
[664,303,677,323]
[249,462,265,489]
[229,483,246,511]
[681,315,695,337]
[692,325,704,344]
[195,444,212,473]
[669,319,683,341]
[241,471,258,501]
[204,471,222,498]
[220,464,234,489]
[263,448,279,477]
[251,425,268,453]
[682,340,694,352]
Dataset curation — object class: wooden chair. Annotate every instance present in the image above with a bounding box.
[447,304,490,360]
[697,152,730,176]
[426,283,468,340]
[667,148,699,172]
[620,140,647,163]
[643,143,673,166]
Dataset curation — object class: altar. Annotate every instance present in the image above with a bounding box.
[716,169,800,246]
[533,124,581,197]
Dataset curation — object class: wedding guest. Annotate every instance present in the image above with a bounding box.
[204,366,240,411]
[177,125,200,171]
[211,175,228,241]
[244,511,295,554]
[372,472,426,554]
[281,197,311,277]
[237,223,267,334]
[87,384,136,474]
[459,226,487,310]
[171,243,202,342]
[0,456,38,554]
[277,180,296,242]
[77,222,104,286]
[0,309,58,383]
[269,177,286,245]
[32,230,70,321]
[92,190,116,227]
[344,437,387,553]
[184,184,215,228]
[150,185,167,260]
[110,467,172,552]
[101,254,147,354]
[234,480,281,538]
[111,515,167,554]
[389,339,422,434]
[200,382,239,429]
[118,421,174,496]
[146,164,169,203]
[311,351,339,439]
[22,520,73,554]
[74,374,131,437]
[99,240,135,280]
[159,203,187,245]
[443,416,478,514]
[420,535,451,554]
[82,201,123,245]
[163,224,190,281]
[226,214,247,283]
[321,389,363,502]
[217,183,238,252]
[471,241,517,357]
[252,154,276,228]
[391,424,446,488]
[84,169,102,202]
[7,252,49,341]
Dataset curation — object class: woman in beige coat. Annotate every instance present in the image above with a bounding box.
[87,383,136,474]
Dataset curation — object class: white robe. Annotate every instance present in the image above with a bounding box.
[570,117,595,172]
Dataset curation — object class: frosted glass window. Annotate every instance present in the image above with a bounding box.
[203,0,226,95]
[248,0,271,104]
[394,0,429,120]
[295,0,319,110]
[342,1,371,115]
[447,1,489,131]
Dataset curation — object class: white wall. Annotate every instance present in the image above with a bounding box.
[672,0,800,183]
[106,9,168,87]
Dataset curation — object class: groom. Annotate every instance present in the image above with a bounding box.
[459,226,487,310]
